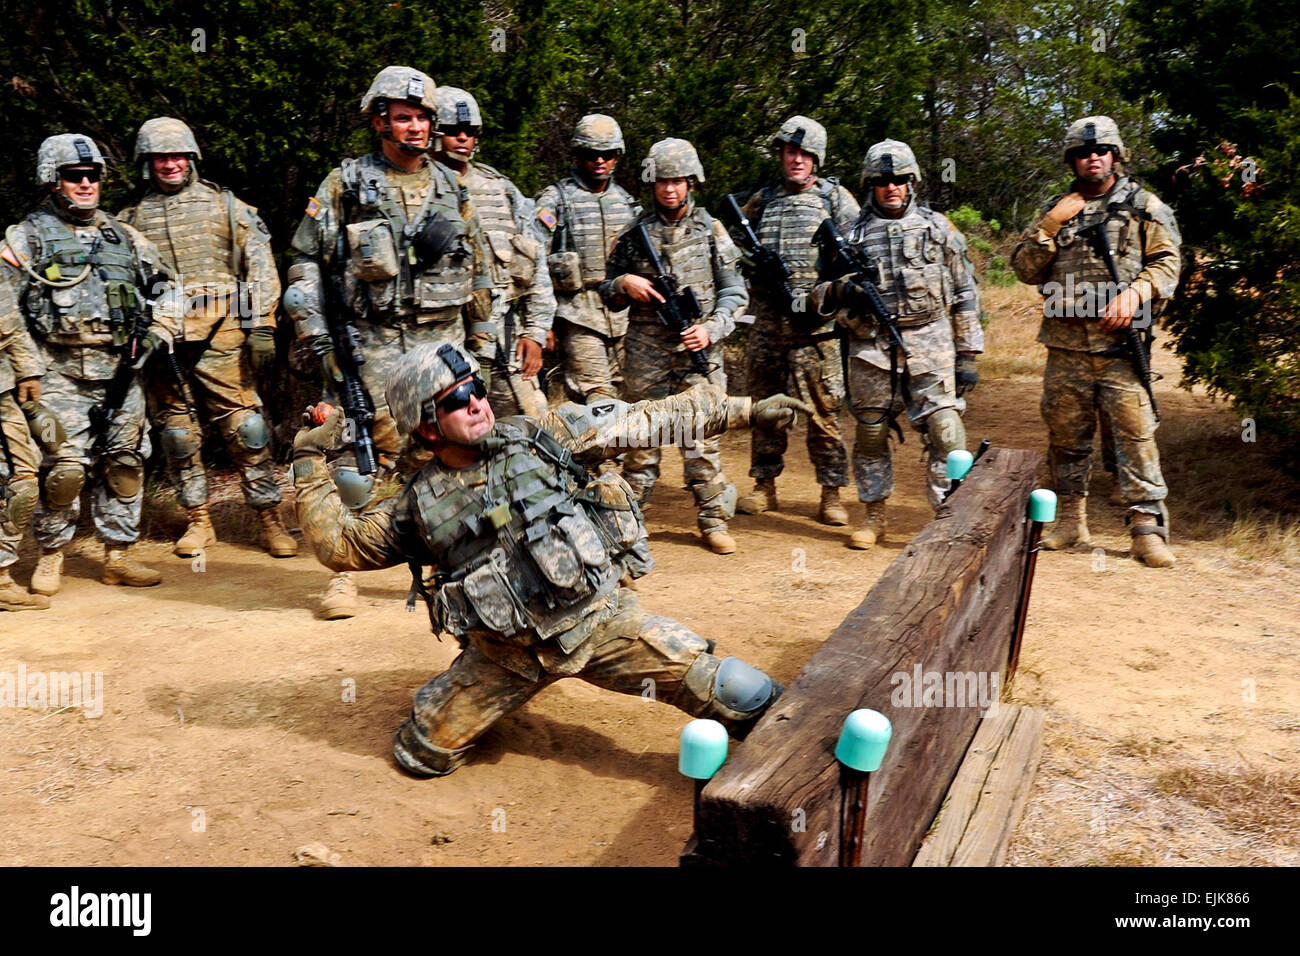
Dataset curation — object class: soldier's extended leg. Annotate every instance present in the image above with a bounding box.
[847,355,900,549]
[908,368,967,512]
[1040,348,1097,550]
[0,395,48,610]
[738,318,791,515]
[1098,355,1174,567]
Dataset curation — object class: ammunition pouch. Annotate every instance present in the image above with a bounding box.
[548,250,583,292]
[347,220,400,282]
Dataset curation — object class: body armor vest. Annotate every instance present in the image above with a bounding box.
[555,176,638,288]
[462,163,539,301]
[342,154,476,317]
[626,208,718,324]
[121,181,235,294]
[1042,177,1151,325]
[19,209,147,347]
[849,201,953,328]
[399,419,653,651]
[752,179,838,288]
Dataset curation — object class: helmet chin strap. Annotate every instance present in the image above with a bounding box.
[50,188,96,220]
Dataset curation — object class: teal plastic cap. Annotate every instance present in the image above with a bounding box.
[945,449,974,481]
[1029,488,1058,524]
[679,719,729,780]
[835,709,892,773]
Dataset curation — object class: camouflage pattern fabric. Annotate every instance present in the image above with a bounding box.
[0,393,42,569]
[554,318,624,402]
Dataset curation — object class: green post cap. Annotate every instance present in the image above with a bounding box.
[835,709,892,773]
[679,719,729,780]
[1029,488,1058,524]
[945,449,974,481]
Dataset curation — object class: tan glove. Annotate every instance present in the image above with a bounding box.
[752,394,815,432]
[293,405,345,460]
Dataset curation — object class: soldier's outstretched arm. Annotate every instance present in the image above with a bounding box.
[291,409,406,572]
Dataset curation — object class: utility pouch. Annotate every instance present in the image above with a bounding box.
[548,250,583,292]
[346,220,400,282]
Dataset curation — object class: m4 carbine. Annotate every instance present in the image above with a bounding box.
[720,194,800,316]
[811,218,910,360]
[627,223,710,374]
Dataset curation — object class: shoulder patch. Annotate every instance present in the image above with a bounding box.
[537,207,557,231]
[306,197,322,219]
[0,245,19,270]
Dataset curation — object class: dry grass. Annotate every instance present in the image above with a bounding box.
[980,283,1046,381]
[1154,766,1300,839]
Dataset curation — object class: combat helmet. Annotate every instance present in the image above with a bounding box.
[861,139,921,186]
[387,343,482,436]
[772,115,826,167]
[645,138,705,182]
[134,117,202,183]
[434,87,483,131]
[1062,115,1128,164]
[35,134,104,186]
[360,65,438,117]
[571,114,625,154]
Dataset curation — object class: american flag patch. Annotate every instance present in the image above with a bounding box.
[306,197,322,219]
[536,207,557,230]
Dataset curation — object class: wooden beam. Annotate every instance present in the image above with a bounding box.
[686,447,1041,866]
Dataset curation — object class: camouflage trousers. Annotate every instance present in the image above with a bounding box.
[745,313,847,487]
[1041,347,1166,515]
[0,393,41,569]
[31,366,151,551]
[555,318,625,403]
[848,356,964,510]
[393,588,764,775]
[150,318,280,511]
[620,322,734,534]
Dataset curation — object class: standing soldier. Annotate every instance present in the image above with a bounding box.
[0,133,182,593]
[731,116,859,525]
[432,86,553,418]
[534,114,640,405]
[0,280,49,610]
[119,117,295,559]
[812,139,983,549]
[1010,116,1181,567]
[283,65,495,619]
[599,138,747,555]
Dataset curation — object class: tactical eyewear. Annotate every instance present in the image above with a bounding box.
[577,149,621,162]
[1068,145,1115,161]
[438,124,481,139]
[60,167,102,184]
[867,174,912,188]
[432,375,488,415]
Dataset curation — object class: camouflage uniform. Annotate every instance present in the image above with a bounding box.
[292,342,783,777]
[599,140,747,544]
[1011,118,1181,545]
[1,135,183,589]
[738,117,858,493]
[119,117,291,556]
[813,142,983,512]
[0,281,46,606]
[535,115,641,403]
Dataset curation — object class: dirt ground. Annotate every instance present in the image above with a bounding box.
[3,288,1298,867]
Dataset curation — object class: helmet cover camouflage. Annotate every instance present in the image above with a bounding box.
[434,87,483,129]
[134,117,202,162]
[861,139,921,185]
[646,138,705,182]
[387,342,482,435]
[360,66,438,117]
[772,115,827,167]
[36,134,104,185]
[1061,115,1128,164]
[571,114,625,153]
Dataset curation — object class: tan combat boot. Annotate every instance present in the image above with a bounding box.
[1130,513,1176,568]
[818,486,849,526]
[30,548,64,596]
[174,505,217,557]
[257,507,299,558]
[1041,494,1090,550]
[321,571,358,620]
[848,500,887,550]
[704,530,737,555]
[0,569,50,611]
[102,546,162,587]
[736,479,777,515]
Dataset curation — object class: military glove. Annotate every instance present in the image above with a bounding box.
[246,328,277,372]
[130,332,165,371]
[308,333,344,385]
[956,354,979,395]
[293,404,346,459]
[751,394,815,433]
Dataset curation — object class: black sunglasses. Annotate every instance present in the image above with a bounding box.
[60,167,102,184]
[577,149,621,162]
[1068,145,1115,161]
[438,124,480,139]
[867,174,911,188]
[433,375,487,415]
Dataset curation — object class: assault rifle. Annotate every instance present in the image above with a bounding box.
[627,223,710,375]
[720,194,799,315]
[811,218,910,360]
[88,275,161,457]
[1077,219,1160,421]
